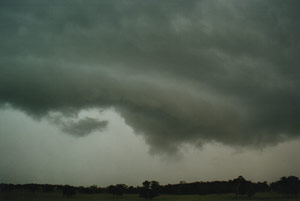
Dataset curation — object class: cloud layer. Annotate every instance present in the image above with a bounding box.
[1,0,300,154]
[47,113,108,137]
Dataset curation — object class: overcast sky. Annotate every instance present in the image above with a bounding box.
[1,0,300,186]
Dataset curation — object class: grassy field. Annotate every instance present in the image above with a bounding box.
[1,191,299,201]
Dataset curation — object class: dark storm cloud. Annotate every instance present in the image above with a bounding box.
[1,0,300,154]
[56,117,108,137]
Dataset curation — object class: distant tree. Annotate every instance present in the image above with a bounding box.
[0,184,15,192]
[62,185,76,197]
[233,176,256,198]
[255,181,270,193]
[88,185,99,194]
[246,183,255,198]
[42,184,55,192]
[139,180,160,199]
[27,184,39,193]
[107,184,127,196]
[271,176,300,197]
[127,185,139,194]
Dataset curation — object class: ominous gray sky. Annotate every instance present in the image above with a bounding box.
[1,0,300,186]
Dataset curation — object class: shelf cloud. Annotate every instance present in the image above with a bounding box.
[1,0,300,154]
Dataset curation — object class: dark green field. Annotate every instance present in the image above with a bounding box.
[1,191,300,201]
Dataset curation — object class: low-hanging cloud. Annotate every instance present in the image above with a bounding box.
[47,113,108,137]
[1,0,300,154]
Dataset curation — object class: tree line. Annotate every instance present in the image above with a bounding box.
[1,176,300,199]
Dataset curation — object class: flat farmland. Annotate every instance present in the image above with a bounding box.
[1,191,299,201]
